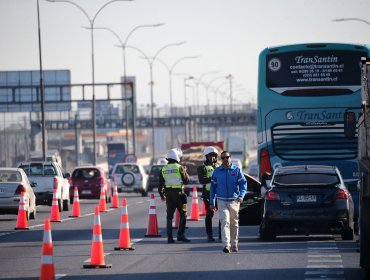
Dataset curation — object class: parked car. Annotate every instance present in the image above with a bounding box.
[111,163,148,196]
[146,164,164,192]
[247,161,258,179]
[0,168,36,220]
[239,173,264,226]
[260,165,354,241]
[18,161,70,212]
[69,166,112,203]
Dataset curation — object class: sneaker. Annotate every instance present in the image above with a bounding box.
[232,245,238,252]
[177,236,191,242]
[222,246,230,253]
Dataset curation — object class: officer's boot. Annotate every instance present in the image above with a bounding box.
[177,214,190,242]
[167,218,175,243]
[205,215,215,242]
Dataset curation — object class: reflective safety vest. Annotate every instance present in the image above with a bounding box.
[162,163,182,189]
[204,164,215,191]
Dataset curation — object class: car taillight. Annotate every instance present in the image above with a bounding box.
[53,177,58,189]
[260,149,272,178]
[15,184,26,194]
[69,178,73,185]
[336,189,349,200]
[266,191,279,201]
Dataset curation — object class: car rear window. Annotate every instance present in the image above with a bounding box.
[114,165,139,174]
[19,164,56,176]
[73,168,100,179]
[150,166,163,174]
[274,173,339,185]
[0,171,21,182]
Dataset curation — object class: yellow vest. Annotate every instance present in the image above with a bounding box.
[162,163,182,188]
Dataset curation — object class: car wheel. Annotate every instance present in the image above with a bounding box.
[121,172,135,187]
[341,228,354,240]
[30,207,36,220]
[261,223,276,241]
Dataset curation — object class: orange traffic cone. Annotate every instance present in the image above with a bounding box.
[189,187,200,221]
[69,186,81,217]
[200,199,207,216]
[83,206,112,269]
[50,188,61,223]
[145,194,161,237]
[40,219,55,280]
[111,182,119,208]
[15,191,29,230]
[173,209,180,229]
[114,198,134,251]
[99,186,107,213]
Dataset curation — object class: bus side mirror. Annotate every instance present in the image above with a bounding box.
[344,111,356,139]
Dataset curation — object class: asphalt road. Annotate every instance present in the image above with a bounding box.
[0,192,367,280]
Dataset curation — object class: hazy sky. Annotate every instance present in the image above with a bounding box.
[1,0,370,108]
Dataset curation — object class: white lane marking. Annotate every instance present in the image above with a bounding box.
[308,254,341,258]
[55,274,67,279]
[307,264,343,268]
[308,259,342,263]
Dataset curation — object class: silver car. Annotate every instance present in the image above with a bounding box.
[0,168,36,220]
[111,163,148,197]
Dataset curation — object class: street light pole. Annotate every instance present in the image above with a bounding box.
[46,0,133,165]
[36,0,46,161]
[93,24,164,155]
[332,17,370,26]
[156,56,199,147]
[226,74,233,112]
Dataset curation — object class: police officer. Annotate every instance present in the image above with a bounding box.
[197,146,219,242]
[158,148,191,243]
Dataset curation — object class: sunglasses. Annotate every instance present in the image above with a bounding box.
[221,156,230,160]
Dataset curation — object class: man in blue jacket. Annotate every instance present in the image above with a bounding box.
[210,151,247,253]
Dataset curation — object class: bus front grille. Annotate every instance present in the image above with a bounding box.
[271,123,357,160]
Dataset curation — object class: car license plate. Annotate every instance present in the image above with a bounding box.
[81,190,92,194]
[297,195,316,202]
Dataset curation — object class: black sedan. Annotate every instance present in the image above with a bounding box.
[260,165,354,241]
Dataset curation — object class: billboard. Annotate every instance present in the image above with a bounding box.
[0,70,71,112]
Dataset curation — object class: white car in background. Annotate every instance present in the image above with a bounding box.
[110,163,148,197]
[0,168,37,220]
[231,158,243,170]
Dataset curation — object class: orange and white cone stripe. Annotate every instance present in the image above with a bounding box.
[99,187,107,213]
[111,183,119,208]
[50,188,61,223]
[83,206,111,268]
[115,198,134,250]
[40,219,55,280]
[70,186,81,217]
[189,187,200,221]
[145,194,160,237]
[15,191,29,230]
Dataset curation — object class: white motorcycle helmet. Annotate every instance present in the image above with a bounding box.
[166,148,181,162]
[203,146,218,157]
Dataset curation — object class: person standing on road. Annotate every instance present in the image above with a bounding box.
[210,151,247,253]
[158,148,191,243]
[197,146,219,242]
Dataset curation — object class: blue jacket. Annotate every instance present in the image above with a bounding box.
[210,163,247,205]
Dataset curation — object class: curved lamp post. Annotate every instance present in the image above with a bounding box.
[92,23,164,154]
[156,56,199,147]
[45,0,134,165]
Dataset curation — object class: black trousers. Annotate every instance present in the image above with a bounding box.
[165,189,187,238]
